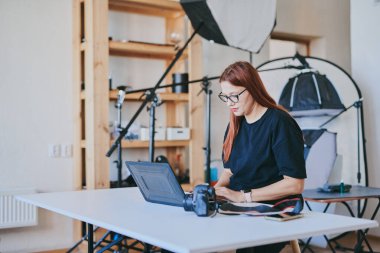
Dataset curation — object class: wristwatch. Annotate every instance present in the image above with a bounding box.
[241,189,252,203]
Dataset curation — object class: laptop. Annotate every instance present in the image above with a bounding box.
[125,161,185,207]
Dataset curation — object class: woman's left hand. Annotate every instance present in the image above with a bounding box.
[215,186,244,202]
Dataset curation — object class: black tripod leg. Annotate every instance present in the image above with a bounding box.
[66,234,87,253]
[354,230,374,253]
[67,225,99,253]
[144,243,152,253]
[96,235,125,253]
[93,230,112,249]
[323,235,336,253]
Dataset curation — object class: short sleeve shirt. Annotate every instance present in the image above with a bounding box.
[223,108,307,191]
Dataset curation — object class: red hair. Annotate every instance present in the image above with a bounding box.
[220,61,287,162]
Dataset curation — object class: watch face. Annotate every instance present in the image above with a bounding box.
[244,192,252,202]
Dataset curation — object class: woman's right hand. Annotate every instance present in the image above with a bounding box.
[214,169,233,188]
[214,186,244,203]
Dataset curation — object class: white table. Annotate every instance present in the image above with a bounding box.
[17,187,378,253]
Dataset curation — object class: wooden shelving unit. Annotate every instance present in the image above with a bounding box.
[73,0,205,193]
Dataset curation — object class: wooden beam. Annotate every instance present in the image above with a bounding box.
[73,0,82,191]
[109,0,183,18]
[84,0,110,189]
[72,0,83,245]
[165,15,187,172]
[188,32,204,185]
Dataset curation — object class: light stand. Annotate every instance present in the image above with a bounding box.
[319,98,364,185]
[114,87,126,188]
[147,93,163,162]
[118,75,219,184]
[199,77,212,184]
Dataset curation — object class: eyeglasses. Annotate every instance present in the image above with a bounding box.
[218,89,247,103]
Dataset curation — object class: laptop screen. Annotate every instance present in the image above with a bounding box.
[125,161,185,207]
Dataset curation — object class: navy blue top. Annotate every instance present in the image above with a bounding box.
[223,108,306,191]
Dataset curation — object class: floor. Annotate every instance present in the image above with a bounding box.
[281,232,380,253]
[40,232,380,253]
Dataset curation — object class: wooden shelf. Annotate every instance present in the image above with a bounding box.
[81,91,188,102]
[109,0,184,18]
[110,90,188,102]
[119,139,189,148]
[109,40,187,59]
[81,139,189,148]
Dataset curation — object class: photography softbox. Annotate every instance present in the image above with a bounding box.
[180,0,277,53]
[279,70,345,117]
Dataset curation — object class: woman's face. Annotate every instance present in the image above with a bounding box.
[220,81,255,117]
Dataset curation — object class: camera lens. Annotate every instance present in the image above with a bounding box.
[183,193,194,211]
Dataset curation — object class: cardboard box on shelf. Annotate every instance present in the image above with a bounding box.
[167,127,190,140]
[140,127,166,141]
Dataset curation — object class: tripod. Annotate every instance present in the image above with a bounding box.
[114,87,126,188]
[199,77,213,184]
[120,74,219,184]
[147,92,163,162]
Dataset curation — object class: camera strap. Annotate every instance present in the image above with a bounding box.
[218,194,304,216]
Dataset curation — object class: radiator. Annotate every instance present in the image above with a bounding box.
[0,188,38,229]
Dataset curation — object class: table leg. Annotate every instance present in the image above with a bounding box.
[352,230,375,253]
[351,198,380,252]
[144,243,152,253]
[301,237,313,253]
[364,198,380,234]
[323,235,336,253]
[302,202,332,252]
[88,223,93,253]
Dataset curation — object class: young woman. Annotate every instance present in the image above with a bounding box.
[214,61,306,253]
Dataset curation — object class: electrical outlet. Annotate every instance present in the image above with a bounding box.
[48,144,61,158]
[61,144,73,158]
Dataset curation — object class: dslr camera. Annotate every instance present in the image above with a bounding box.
[183,184,217,217]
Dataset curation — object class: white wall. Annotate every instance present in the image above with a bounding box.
[0,0,75,252]
[351,0,380,235]
[275,0,351,72]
